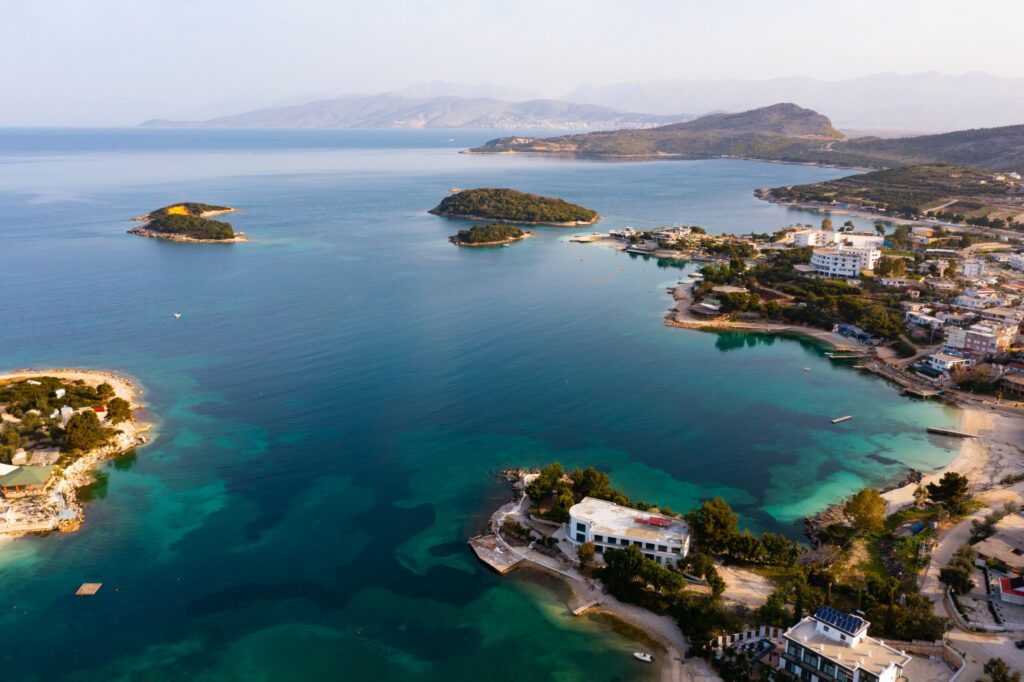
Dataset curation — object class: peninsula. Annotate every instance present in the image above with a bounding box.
[469,103,1024,173]
[449,222,531,246]
[129,202,246,242]
[0,370,151,536]
[429,188,599,226]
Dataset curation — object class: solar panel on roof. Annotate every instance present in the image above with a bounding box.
[814,605,865,635]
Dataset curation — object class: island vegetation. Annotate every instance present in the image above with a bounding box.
[430,188,599,225]
[0,371,149,535]
[450,222,529,246]
[129,202,243,242]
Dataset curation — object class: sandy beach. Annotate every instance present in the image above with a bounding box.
[883,406,1024,511]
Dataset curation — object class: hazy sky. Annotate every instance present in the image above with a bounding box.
[3,0,1024,126]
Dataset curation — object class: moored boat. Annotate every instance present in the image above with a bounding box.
[632,652,653,663]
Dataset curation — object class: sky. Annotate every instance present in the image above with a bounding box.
[2,0,1024,126]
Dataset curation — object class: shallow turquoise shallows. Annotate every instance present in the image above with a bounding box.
[0,129,957,681]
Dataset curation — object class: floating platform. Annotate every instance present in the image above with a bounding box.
[571,600,602,616]
[926,427,975,438]
[468,534,522,575]
[831,416,853,424]
[75,583,102,596]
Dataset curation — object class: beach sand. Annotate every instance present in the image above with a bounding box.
[883,407,1024,511]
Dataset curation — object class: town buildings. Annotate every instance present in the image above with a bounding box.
[778,606,910,682]
[810,246,881,278]
[567,496,690,567]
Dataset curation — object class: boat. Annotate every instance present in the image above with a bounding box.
[831,415,853,424]
[803,368,810,372]
[448,187,461,193]
[633,652,654,663]
[173,312,182,319]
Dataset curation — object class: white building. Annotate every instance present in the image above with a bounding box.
[778,607,909,682]
[904,311,943,329]
[960,259,986,278]
[926,352,974,374]
[567,496,690,567]
[1007,253,1024,272]
[810,246,881,278]
[791,230,883,250]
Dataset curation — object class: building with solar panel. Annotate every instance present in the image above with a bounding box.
[778,606,910,682]
[566,497,690,566]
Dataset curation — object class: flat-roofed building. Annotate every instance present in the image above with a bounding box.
[778,606,910,682]
[810,246,881,278]
[567,496,690,566]
[975,513,1024,572]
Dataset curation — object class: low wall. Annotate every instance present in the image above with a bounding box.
[709,625,785,652]
[881,638,964,678]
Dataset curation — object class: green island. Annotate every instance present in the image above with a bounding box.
[474,462,1002,681]
[763,163,1024,229]
[429,188,599,226]
[0,371,150,535]
[128,202,244,242]
[470,103,1024,173]
[450,222,530,246]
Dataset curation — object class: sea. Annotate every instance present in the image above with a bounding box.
[0,128,959,681]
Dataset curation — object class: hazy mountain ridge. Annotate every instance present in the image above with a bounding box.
[471,103,1024,172]
[140,94,690,130]
[563,72,1024,131]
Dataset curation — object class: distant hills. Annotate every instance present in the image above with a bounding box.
[470,103,1024,173]
[140,94,690,131]
[563,72,1024,132]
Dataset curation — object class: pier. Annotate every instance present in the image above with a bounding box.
[926,427,976,438]
[468,534,523,574]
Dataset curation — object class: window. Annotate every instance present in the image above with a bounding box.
[787,642,801,658]
[822,625,829,632]
[645,543,655,550]
[594,545,603,554]
[644,553,654,561]
[594,534,603,543]
[671,547,681,554]
[839,633,846,641]
[633,541,643,547]
[658,545,668,552]
[821,662,836,677]
[801,650,818,668]
[575,532,585,542]
[576,522,585,533]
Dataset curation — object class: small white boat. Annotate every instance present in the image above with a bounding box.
[173,312,182,319]
[633,652,654,663]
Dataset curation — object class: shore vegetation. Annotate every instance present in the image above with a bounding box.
[430,188,598,224]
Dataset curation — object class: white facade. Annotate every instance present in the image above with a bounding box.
[779,608,909,682]
[960,259,986,278]
[791,230,883,250]
[567,497,689,567]
[1008,254,1024,272]
[926,352,974,373]
[810,246,881,278]
[904,311,943,329]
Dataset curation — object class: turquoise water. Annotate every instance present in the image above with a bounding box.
[0,129,958,681]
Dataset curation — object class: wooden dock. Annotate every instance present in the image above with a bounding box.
[926,427,975,438]
[571,600,602,616]
[904,388,942,399]
[468,534,523,575]
[75,583,102,596]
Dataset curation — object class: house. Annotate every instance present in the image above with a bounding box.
[960,259,986,278]
[904,311,943,329]
[93,405,107,422]
[877,277,911,288]
[925,352,973,374]
[980,306,1024,326]
[0,465,55,498]
[936,311,976,327]
[998,576,1024,605]
[778,606,910,682]
[976,513,1024,574]
[1009,253,1024,272]
[1002,373,1024,397]
[791,230,883,249]
[567,496,690,567]
[946,323,1016,357]
[810,246,881,278]
[54,388,66,399]
[924,278,957,293]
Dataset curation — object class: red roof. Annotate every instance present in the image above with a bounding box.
[1000,577,1024,598]
[93,406,106,412]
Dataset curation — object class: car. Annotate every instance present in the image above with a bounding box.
[1015,640,1024,650]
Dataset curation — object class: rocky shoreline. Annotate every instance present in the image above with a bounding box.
[450,232,534,247]
[429,210,600,227]
[127,226,249,243]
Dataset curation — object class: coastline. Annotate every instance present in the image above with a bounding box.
[127,226,249,243]
[0,368,154,536]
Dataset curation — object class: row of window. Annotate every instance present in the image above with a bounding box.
[785,641,851,682]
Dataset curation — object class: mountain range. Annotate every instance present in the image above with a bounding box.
[470,103,1024,173]
[141,94,689,131]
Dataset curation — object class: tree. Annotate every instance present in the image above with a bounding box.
[526,463,563,501]
[983,658,1022,682]
[912,485,929,508]
[686,498,739,555]
[938,565,973,595]
[106,397,132,425]
[821,218,833,231]
[96,383,114,400]
[577,542,595,570]
[843,488,886,535]
[875,223,886,236]
[926,472,970,514]
[63,410,107,451]
[570,467,611,499]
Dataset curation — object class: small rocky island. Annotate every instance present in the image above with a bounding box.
[129,202,245,242]
[430,188,599,226]
[450,222,532,246]
[0,370,151,535]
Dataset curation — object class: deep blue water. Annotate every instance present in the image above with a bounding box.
[0,129,957,681]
